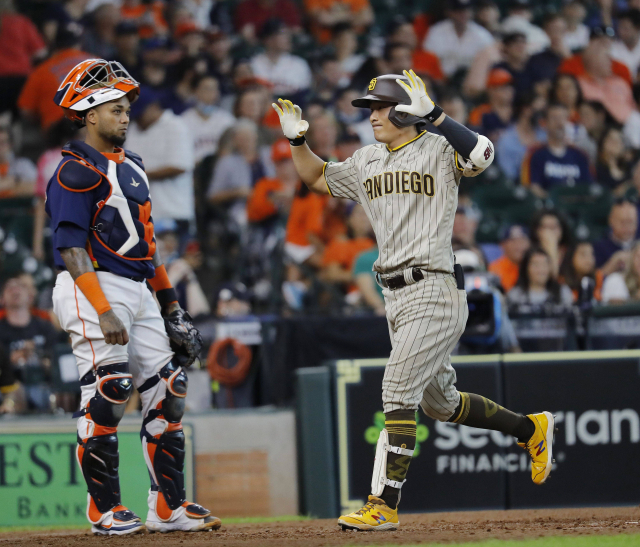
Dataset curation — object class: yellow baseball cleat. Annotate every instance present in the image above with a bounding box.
[338,496,399,531]
[518,411,556,485]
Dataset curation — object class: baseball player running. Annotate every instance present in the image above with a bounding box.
[47,59,220,535]
[273,71,556,532]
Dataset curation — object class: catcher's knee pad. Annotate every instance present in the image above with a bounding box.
[75,363,133,518]
[139,361,189,515]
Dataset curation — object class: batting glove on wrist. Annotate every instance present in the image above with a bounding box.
[272,98,309,140]
[394,69,435,118]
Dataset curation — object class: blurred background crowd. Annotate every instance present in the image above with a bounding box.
[3,0,640,412]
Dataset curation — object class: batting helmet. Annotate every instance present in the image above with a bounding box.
[352,74,426,129]
[54,59,140,126]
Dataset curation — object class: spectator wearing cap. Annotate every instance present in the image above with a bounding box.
[493,32,529,98]
[250,19,312,98]
[562,0,590,53]
[81,3,120,59]
[126,88,196,234]
[524,13,571,95]
[501,0,550,55]
[304,0,373,46]
[174,21,206,59]
[521,103,592,199]
[468,68,514,143]
[385,17,444,83]
[422,0,494,79]
[496,94,546,181]
[0,127,37,199]
[235,0,302,44]
[181,74,236,166]
[17,23,90,130]
[120,0,167,39]
[113,21,143,82]
[593,198,638,270]
[0,0,46,117]
[489,225,531,292]
[611,9,640,78]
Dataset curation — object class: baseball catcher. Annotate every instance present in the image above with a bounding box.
[47,59,218,535]
[273,70,556,531]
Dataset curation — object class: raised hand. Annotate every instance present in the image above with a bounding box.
[271,98,310,140]
[394,69,435,119]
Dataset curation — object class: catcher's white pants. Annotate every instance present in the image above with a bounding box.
[382,272,468,420]
[52,270,174,401]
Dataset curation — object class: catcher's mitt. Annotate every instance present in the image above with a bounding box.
[164,309,203,368]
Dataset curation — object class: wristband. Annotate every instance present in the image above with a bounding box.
[75,272,111,315]
[424,104,444,124]
[289,135,306,146]
[148,264,178,309]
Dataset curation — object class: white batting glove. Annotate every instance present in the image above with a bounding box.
[394,69,435,118]
[271,98,309,140]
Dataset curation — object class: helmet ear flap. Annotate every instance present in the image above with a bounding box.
[388,105,422,128]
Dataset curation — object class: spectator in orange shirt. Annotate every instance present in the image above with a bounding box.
[489,225,531,292]
[305,0,374,45]
[17,24,90,130]
[120,0,167,39]
[320,204,375,288]
[0,1,46,117]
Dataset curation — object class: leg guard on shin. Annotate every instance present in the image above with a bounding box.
[371,429,414,497]
[75,363,138,530]
[139,361,211,523]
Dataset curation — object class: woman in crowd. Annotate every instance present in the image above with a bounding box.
[530,209,573,277]
[550,73,582,123]
[596,126,629,191]
[507,247,574,308]
[559,241,603,302]
[601,241,640,303]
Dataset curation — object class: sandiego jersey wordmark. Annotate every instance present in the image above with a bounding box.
[362,171,435,200]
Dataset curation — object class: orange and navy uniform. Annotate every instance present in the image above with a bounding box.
[45,140,156,280]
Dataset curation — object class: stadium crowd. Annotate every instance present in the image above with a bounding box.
[3,0,640,411]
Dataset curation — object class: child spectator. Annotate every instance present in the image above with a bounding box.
[507,247,574,308]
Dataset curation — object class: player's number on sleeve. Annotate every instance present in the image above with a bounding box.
[424,174,434,197]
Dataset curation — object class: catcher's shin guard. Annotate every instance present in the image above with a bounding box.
[75,363,143,534]
[139,361,216,529]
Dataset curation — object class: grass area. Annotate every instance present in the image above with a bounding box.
[0,515,311,533]
[347,534,640,547]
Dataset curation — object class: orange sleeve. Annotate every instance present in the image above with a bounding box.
[75,272,111,315]
[612,60,633,86]
[247,179,281,222]
[558,56,582,77]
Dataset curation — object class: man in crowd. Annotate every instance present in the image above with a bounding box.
[611,9,640,78]
[423,0,494,78]
[593,198,638,269]
[521,103,592,198]
[126,87,195,241]
[525,13,571,94]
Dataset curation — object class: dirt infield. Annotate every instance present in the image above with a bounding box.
[1,507,638,547]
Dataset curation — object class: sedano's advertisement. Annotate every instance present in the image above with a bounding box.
[338,353,640,513]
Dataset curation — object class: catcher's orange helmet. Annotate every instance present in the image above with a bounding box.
[54,59,140,125]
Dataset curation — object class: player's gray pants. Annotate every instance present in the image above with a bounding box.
[381,272,468,420]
